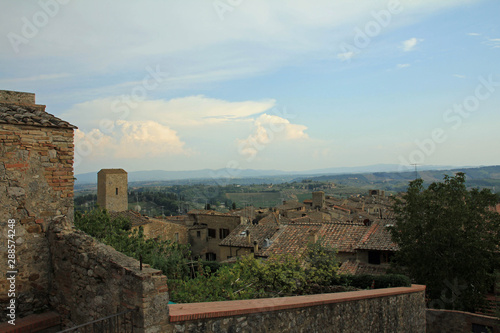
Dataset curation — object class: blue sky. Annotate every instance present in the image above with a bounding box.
[1,0,499,174]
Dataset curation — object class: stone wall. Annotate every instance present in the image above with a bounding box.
[426,309,500,333]
[0,123,74,317]
[168,285,426,333]
[138,218,189,244]
[48,218,170,332]
[0,91,35,104]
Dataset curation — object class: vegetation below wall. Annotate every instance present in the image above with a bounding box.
[74,209,191,280]
[74,208,411,303]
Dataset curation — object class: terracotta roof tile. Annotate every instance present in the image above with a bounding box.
[318,223,367,253]
[0,103,76,129]
[187,209,230,216]
[339,259,389,275]
[356,221,399,251]
[219,225,279,248]
[109,210,150,227]
[260,224,322,257]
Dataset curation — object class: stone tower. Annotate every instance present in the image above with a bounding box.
[97,169,128,212]
[312,191,325,210]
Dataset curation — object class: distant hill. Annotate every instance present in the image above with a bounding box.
[306,165,500,192]
[74,164,458,185]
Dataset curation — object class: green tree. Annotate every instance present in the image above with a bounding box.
[75,208,191,279]
[390,173,500,312]
[305,240,339,286]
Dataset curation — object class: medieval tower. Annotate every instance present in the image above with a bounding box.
[312,191,325,210]
[97,168,128,212]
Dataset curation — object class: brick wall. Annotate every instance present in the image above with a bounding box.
[0,123,74,317]
[48,218,170,332]
[167,285,426,333]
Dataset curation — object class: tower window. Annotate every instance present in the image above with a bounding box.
[116,188,119,195]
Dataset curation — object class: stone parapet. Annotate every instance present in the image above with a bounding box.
[168,285,426,332]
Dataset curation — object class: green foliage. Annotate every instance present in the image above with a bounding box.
[170,242,340,303]
[390,173,500,312]
[75,208,191,280]
[335,274,411,289]
[304,240,339,286]
[170,254,307,303]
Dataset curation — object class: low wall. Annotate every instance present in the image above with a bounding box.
[168,285,426,333]
[48,218,170,332]
[427,309,500,333]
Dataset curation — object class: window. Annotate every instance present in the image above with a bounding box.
[205,252,216,261]
[197,231,201,238]
[208,228,216,238]
[116,188,119,195]
[368,251,381,265]
[219,228,230,239]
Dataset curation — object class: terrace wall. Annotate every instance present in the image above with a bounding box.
[48,218,170,332]
[167,285,426,333]
[426,309,500,333]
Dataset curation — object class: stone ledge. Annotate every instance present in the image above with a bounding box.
[0,311,60,332]
[169,284,425,322]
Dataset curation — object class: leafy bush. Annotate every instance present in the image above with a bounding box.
[75,208,191,280]
[335,274,411,289]
[304,240,339,286]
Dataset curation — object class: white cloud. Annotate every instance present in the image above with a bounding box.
[453,74,466,79]
[75,120,188,160]
[0,0,474,92]
[467,32,481,36]
[337,51,355,61]
[62,95,276,131]
[397,64,411,69]
[237,113,309,160]
[485,38,500,49]
[402,37,423,51]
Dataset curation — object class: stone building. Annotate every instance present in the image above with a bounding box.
[0,90,76,316]
[97,168,128,212]
[312,191,325,210]
[186,210,247,261]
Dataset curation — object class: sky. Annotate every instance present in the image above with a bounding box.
[1,0,499,175]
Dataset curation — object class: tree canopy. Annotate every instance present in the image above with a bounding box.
[390,173,500,312]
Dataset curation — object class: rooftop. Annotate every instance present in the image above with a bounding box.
[0,90,76,129]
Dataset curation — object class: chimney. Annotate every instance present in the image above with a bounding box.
[0,90,36,105]
[308,230,318,244]
[253,240,259,254]
[246,230,251,245]
[0,90,46,112]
